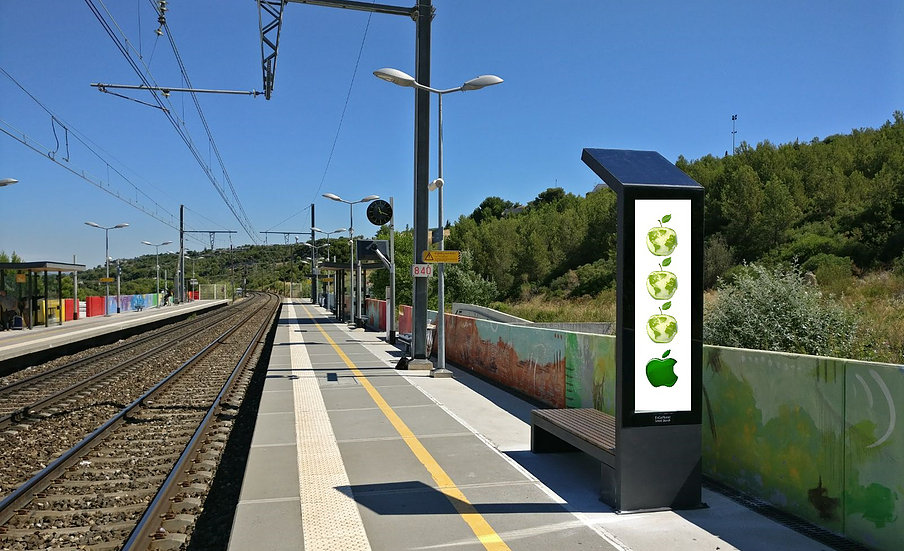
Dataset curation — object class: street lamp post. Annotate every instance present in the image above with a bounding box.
[141,240,173,308]
[323,193,379,325]
[312,227,347,309]
[85,221,129,316]
[301,241,319,304]
[374,67,502,377]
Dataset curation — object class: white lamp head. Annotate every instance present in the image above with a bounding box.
[323,193,342,202]
[360,194,380,202]
[428,178,444,191]
[461,75,503,91]
[373,67,417,87]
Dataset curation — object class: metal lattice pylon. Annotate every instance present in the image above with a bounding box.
[257,0,287,100]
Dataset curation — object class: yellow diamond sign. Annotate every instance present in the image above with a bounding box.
[422,250,461,263]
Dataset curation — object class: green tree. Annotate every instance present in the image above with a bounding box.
[469,196,515,224]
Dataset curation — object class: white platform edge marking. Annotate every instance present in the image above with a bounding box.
[289,304,372,551]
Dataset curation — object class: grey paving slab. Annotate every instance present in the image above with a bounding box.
[418,434,531,487]
[461,482,619,551]
[328,406,399,442]
[319,386,372,411]
[239,444,300,501]
[392,403,478,437]
[249,411,296,447]
[339,438,434,487]
[257,389,295,414]
[262,374,296,392]
[367,383,436,407]
[352,484,485,551]
[228,499,304,551]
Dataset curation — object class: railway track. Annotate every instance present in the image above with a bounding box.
[0,297,267,498]
[0,302,241,420]
[0,292,279,550]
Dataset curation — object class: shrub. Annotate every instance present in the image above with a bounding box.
[704,263,860,358]
[703,234,734,289]
[801,253,854,296]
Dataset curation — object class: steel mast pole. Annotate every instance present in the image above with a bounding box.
[104,230,110,316]
[348,204,355,325]
[409,0,432,367]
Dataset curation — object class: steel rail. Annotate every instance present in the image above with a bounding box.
[123,292,279,549]
[0,298,263,526]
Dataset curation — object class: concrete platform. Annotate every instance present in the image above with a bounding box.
[0,299,229,371]
[228,299,833,551]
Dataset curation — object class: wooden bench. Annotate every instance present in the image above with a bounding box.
[531,408,617,502]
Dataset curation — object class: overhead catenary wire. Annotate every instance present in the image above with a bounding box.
[310,2,377,205]
[155,9,258,240]
[0,65,211,247]
[85,0,259,243]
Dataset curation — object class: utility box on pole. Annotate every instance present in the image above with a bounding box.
[582,148,704,512]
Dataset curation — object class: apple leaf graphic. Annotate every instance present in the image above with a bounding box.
[662,349,671,358]
[661,214,672,224]
[663,301,672,310]
[663,257,672,267]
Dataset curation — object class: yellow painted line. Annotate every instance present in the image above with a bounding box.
[303,305,511,551]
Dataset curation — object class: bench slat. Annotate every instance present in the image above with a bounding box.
[532,408,616,452]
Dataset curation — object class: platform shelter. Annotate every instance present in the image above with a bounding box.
[0,261,86,329]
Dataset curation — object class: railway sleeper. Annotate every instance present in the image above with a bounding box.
[149,531,189,551]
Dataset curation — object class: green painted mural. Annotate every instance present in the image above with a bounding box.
[564,333,616,415]
[703,346,902,550]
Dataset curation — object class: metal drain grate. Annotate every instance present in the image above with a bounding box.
[703,478,871,551]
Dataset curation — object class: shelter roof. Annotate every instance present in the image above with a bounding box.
[0,262,86,272]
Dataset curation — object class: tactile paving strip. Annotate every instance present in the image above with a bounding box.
[290,304,372,551]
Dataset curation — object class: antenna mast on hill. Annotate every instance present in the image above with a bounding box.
[732,114,738,154]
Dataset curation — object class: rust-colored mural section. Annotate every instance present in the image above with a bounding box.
[444,314,566,408]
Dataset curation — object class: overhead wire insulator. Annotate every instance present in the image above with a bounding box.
[155,0,167,36]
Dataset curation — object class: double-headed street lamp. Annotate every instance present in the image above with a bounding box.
[310,227,347,308]
[374,67,502,377]
[85,221,129,316]
[322,193,379,324]
[141,240,172,308]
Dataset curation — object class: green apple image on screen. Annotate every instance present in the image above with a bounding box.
[646,349,678,387]
[646,305,677,343]
[646,214,677,256]
[646,259,677,300]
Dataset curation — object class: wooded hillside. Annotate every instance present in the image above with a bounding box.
[448,111,904,299]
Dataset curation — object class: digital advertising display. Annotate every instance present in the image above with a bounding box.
[633,198,692,414]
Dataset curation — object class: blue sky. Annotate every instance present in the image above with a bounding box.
[1,0,901,269]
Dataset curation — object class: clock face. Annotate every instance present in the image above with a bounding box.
[366,199,392,226]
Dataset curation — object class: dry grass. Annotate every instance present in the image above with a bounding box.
[836,271,904,364]
[493,289,616,323]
